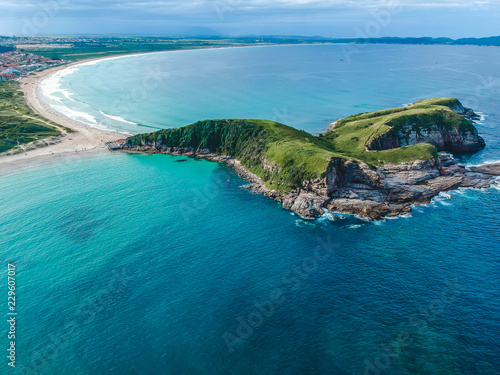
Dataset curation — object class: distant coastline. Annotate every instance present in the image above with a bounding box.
[1,45,269,174]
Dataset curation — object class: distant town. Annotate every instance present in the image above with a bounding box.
[0,50,64,81]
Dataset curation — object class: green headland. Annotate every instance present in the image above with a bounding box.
[125,98,485,193]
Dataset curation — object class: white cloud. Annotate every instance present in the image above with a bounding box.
[0,0,497,37]
[0,0,495,11]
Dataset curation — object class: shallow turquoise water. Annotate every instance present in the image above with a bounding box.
[1,45,500,374]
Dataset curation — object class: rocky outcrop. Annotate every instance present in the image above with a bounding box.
[277,155,496,219]
[368,126,486,153]
[117,104,498,220]
[332,155,498,217]
[367,101,485,153]
[327,120,340,132]
[446,100,481,121]
[119,142,499,220]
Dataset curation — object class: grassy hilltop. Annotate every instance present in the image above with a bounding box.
[124,98,483,192]
[323,97,479,164]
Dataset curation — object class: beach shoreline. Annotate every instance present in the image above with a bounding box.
[0,45,277,175]
[0,56,132,174]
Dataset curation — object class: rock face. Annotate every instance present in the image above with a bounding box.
[446,100,481,122]
[284,154,498,220]
[367,103,485,153]
[368,126,486,153]
[280,155,498,219]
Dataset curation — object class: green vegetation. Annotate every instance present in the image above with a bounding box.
[0,46,15,53]
[127,119,344,191]
[17,38,270,61]
[12,34,500,63]
[5,35,500,62]
[323,98,476,164]
[126,98,482,192]
[0,81,62,153]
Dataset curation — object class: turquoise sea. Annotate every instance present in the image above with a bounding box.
[1,45,500,374]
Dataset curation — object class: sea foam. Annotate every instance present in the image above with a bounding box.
[39,66,80,104]
[99,111,137,126]
[39,65,118,132]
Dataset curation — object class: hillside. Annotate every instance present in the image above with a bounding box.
[126,119,344,192]
[323,97,485,164]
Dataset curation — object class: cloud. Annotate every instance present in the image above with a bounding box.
[0,0,498,37]
[0,0,495,11]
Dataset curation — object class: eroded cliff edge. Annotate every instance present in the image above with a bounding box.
[115,98,500,220]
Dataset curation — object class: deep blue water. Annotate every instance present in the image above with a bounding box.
[1,45,500,374]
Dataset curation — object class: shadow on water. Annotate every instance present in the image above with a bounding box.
[56,207,106,243]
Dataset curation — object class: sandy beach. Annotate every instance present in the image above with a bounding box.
[0,58,128,175]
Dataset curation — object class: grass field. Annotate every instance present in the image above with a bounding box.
[0,81,64,153]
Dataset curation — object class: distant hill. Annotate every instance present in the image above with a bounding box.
[234,35,500,47]
[453,36,500,46]
[2,35,500,62]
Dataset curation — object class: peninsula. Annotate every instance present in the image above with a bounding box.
[116,98,500,219]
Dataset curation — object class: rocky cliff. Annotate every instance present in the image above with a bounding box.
[365,100,486,153]
[367,110,485,153]
[302,155,498,219]
[239,153,499,219]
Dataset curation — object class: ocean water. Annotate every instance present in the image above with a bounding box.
[1,45,500,375]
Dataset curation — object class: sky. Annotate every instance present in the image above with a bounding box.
[0,0,498,38]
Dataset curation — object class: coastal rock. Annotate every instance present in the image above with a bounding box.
[469,164,500,176]
[282,192,327,219]
[326,199,411,220]
[319,156,497,218]
[117,103,497,221]
[447,100,482,121]
[368,127,486,153]
[327,120,340,132]
[378,160,440,187]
